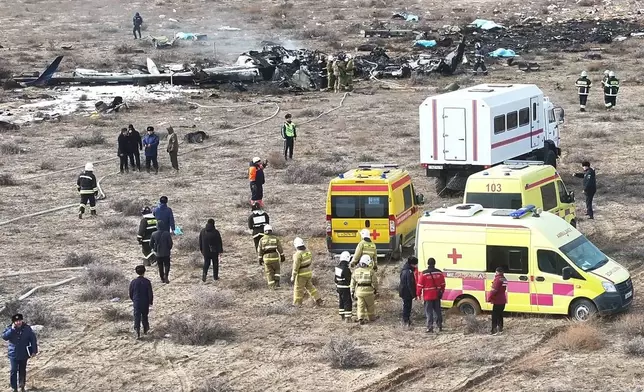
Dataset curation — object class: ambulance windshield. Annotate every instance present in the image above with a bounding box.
[559,235,608,272]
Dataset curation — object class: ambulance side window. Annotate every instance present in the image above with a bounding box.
[556,180,570,203]
[537,250,569,276]
[486,246,528,274]
[540,182,557,211]
[402,185,413,211]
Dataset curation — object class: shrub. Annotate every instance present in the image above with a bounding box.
[228,273,263,291]
[111,199,148,216]
[42,367,71,378]
[194,379,234,392]
[192,288,234,309]
[299,108,324,117]
[159,315,234,345]
[64,131,106,148]
[324,338,375,369]
[102,306,131,321]
[115,44,135,54]
[241,107,257,116]
[553,323,605,351]
[264,303,297,316]
[39,160,56,170]
[266,151,286,169]
[218,121,234,129]
[177,236,200,253]
[624,338,644,357]
[64,252,98,267]
[0,173,18,186]
[358,153,375,162]
[463,315,488,335]
[22,301,66,328]
[219,139,242,146]
[189,254,205,269]
[283,163,342,184]
[78,284,128,302]
[172,179,191,188]
[616,314,644,337]
[0,142,22,155]
[235,194,250,209]
[84,264,126,286]
[0,299,22,318]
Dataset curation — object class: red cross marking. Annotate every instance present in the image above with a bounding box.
[448,248,462,264]
[370,230,380,240]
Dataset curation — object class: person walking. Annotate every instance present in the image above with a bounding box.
[127,124,142,171]
[137,206,157,266]
[129,265,153,340]
[575,71,591,112]
[133,12,143,39]
[199,219,223,282]
[416,258,446,333]
[473,42,488,76]
[153,196,175,233]
[345,54,355,90]
[257,224,284,289]
[291,237,323,307]
[487,267,508,335]
[335,251,353,322]
[399,256,418,328]
[351,229,378,271]
[248,157,267,207]
[350,255,378,325]
[150,220,173,283]
[117,127,130,173]
[603,71,620,109]
[166,126,179,172]
[248,202,269,253]
[332,55,346,93]
[281,113,297,160]
[573,161,597,219]
[143,126,159,174]
[2,313,38,392]
[77,162,98,219]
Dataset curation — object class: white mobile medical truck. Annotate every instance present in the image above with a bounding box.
[419,84,564,194]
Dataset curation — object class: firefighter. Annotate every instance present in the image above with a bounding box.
[601,70,610,88]
[319,54,328,91]
[350,255,378,324]
[249,157,266,207]
[248,202,269,253]
[333,54,346,94]
[257,224,284,289]
[137,206,157,266]
[77,162,98,219]
[335,251,353,322]
[473,42,488,76]
[604,71,620,109]
[345,54,355,91]
[575,71,591,112]
[281,113,297,160]
[326,55,336,91]
[351,229,378,271]
[291,237,322,306]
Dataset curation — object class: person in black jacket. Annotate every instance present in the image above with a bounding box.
[150,220,173,283]
[127,124,142,172]
[199,219,223,282]
[137,206,157,266]
[117,128,130,173]
[133,12,143,39]
[335,251,353,322]
[129,265,153,339]
[573,161,597,219]
[399,256,418,327]
[248,202,269,253]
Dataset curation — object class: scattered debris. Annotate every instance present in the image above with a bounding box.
[150,36,177,49]
[489,48,516,58]
[584,53,602,60]
[392,12,419,22]
[0,121,19,131]
[469,19,505,30]
[184,131,208,143]
[175,32,208,40]
[218,26,241,31]
[363,29,416,38]
[414,40,436,48]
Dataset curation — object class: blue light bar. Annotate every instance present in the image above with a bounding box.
[510,205,536,219]
[338,173,344,178]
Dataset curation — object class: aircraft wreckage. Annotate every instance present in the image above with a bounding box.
[11,40,466,91]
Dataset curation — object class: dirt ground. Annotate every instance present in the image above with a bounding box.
[1,0,644,391]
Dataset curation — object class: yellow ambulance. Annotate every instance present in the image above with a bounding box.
[415,203,633,321]
[326,164,424,260]
[463,161,577,227]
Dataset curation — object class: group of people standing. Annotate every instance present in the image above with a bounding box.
[323,53,355,93]
[117,125,179,174]
[575,69,620,112]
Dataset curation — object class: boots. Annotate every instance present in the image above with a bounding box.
[202,273,206,283]
[164,274,170,284]
[90,210,97,217]
[315,298,323,306]
[135,328,141,340]
[79,205,85,219]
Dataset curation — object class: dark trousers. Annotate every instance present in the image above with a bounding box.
[338,288,352,318]
[133,26,142,39]
[133,305,150,334]
[253,234,263,253]
[141,242,156,265]
[585,190,595,218]
[283,137,294,160]
[402,297,413,324]
[473,60,487,73]
[145,155,159,173]
[157,256,171,280]
[119,155,129,172]
[604,95,617,107]
[169,151,179,170]
[9,358,27,390]
[424,300,442,329]
[250,183,263,201]
[203,254,219,279]
[79,194,96,214]
[491,304,505,332]
[579,94,588,108]
[128,152,141,170]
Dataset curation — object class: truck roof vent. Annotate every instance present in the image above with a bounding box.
[467,88,494,93]
[445,203,484,217]
[487,84,513,88]
[491,209,514,216]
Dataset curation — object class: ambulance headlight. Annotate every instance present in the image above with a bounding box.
[602,281,617,293]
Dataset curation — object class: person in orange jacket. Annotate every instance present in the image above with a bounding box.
[416,257,446,333]
[248,157,267,207]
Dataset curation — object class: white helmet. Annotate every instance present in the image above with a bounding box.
[580,71,588,77]
[252,156,261,164]
[360,229,370,239]
[339,251,351,262]
[84,162,94,171]
[328,55,334,61]
[293,237,305,248]
[609,71,615,77]
[475,42,481,48]
[264,224,273,233]
[359,254,372,266]
[346,53,352,59]
[604,70,610,75]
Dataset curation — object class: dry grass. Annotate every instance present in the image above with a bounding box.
[552,323,605,351]
[462,315,488,335]
[41,367,72,378]
[299,108,324,117]
[114,44,135,54]
[176,235,200,253]
[283,162,344,184]
[83,264,127,286]
[78,284,128,302]
[192,288,234,309]
[0,299,21,319]
[193,379,234,392]
[266,151,286,169]
[39,160,56,170]
[227,273,264,291]
[102,306,131,322]
[624,338,644,357]
[324,338,375,369]
[264,303,297,316]
[64,131,106,148]
[21,300,67,328]
[0,173,18,186]
[158,315,234,345]
[63,251,98,267]
[111,199,148,216]
[615,314,644,337]
[0,142,22,155]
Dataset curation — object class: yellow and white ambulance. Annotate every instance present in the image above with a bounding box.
[415,203,633,321]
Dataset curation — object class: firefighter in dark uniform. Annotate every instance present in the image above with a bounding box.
[473,42,488,76]
[137,206,158,266]
[248,202,269,253]
[604,71,620,109]
[573,161,597,219]
[77,162,98,219]
[575,71,591,112]
[335,251,353,322]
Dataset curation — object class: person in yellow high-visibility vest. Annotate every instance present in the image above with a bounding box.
[351,229,378,271]
[350,255,378,324]
[291,237,323,306]
[257,225,285,289]
[281,113,297,160]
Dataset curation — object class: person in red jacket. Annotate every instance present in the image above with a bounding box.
[487,266,508,335]
[416,258,446,333]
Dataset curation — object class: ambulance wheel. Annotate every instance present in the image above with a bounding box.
[570,219,577,228]
[544,149,557,168]
[456,298,481,316]
[391,237,403,260]
[570,299,597,321]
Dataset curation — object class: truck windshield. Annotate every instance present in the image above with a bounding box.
[465,192,522,209]
[559,235,608,272]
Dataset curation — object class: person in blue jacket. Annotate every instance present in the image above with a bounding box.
[153,196,175,233]
[142,126,160,174]
[2,314,38,392]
